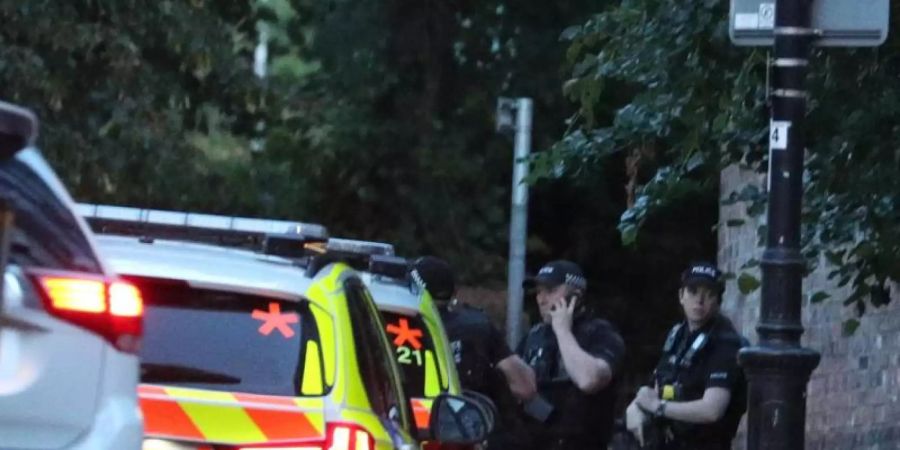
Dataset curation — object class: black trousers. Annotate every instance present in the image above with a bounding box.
[661,440,730,450]
[530,435,606,450]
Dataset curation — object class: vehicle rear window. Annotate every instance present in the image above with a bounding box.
[0,157,100,273]
[344,279,406,420]
[131,276,324,397]
[381,311,442,398]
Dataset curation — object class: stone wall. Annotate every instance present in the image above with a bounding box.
[719,165,900,450]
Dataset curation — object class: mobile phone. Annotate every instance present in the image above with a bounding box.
[523,395,554,422]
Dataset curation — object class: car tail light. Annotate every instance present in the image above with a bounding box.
[31,270,143,353]
[234,422,375,450]
[109,281,144,317]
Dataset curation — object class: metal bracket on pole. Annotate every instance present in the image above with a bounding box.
[772,89,808,99]
[772,58,809,67]
[773,26,822,36]
[765,52,772,105]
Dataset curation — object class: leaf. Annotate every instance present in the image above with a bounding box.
[620,223,638,247]
[842,318,860,337]
[685,152,705,173]
[747,200,766,217]
[560,26,581,41]
[853,242,876,259]
[871,285,891,307]
[756,225,768,247]
[726,219,746,227]
[824,250,845,266]
[809,291,830,303]
[737,273,761,295]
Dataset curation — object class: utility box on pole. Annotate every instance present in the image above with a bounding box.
[730,0,890,46]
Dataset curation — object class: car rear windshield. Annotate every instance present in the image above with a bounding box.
[0,157,101,273]
[380,311,441,398]
[131,276,323,397]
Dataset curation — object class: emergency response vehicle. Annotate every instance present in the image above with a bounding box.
[0,102,143,450]
[81,204,492,450]
[323,239,493,450]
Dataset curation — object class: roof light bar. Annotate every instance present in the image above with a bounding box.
[368,254,409,280]
[326,238,395,256]
[78,203,329,249]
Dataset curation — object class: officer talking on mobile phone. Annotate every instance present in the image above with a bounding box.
[516,260,626,450]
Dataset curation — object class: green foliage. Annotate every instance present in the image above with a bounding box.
[842,318,860,337]
[737,273,761,295]
[0,0,717,397]
[547,0,900,318]
[810,291,830,304]
[0,0,609,284]
[265,0,607,280]
[0,0,266,209]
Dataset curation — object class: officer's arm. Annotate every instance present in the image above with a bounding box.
[496,355,537,401]
[656,337,743,424]
[555,329,613,394]
[659,387,731,424]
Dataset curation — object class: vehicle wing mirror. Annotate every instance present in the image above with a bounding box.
[428,393,493,445]
[460,389,497,431]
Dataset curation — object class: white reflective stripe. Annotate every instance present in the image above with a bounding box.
[330,426,351,450]
[355,430,371,450]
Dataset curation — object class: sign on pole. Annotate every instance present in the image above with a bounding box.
[730,0,890,46]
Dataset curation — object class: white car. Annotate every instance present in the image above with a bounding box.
[0,101,143,449]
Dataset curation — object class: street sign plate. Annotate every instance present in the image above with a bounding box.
[730,0,890,47]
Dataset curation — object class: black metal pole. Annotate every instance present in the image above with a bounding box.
[738,0,821,449]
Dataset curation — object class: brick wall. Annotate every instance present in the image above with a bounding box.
[719,165,900,450]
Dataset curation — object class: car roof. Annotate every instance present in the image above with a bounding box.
[97,235,314,301]
[361,272,422,315]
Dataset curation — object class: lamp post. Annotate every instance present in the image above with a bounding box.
[496,97,533,348]
[737,1,821,448]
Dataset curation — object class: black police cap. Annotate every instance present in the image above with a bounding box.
[681,262,724,293]
[412,256,456,301]
[524,260,587,291]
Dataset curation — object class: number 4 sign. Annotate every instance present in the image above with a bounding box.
[770,120,791,150]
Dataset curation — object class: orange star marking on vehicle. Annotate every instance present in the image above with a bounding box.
[386,318,423,350]
[252,302,299,338]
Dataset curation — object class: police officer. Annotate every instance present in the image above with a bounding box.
[627,262,747,450]
[412,256,537,402]
[517,260,626,450]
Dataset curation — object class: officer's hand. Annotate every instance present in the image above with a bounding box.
[635,386,661,413]
[548,294,575,334]
[625,401,648,446]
